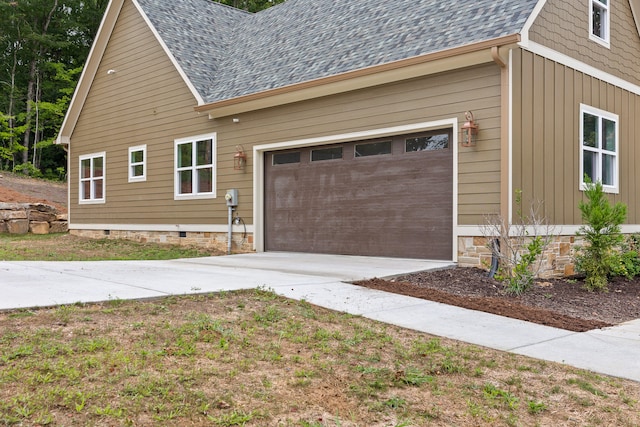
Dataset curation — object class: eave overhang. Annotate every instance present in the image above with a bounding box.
[195,34,521,119]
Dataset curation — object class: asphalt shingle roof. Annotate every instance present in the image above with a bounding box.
[136,0,249,98]
[136,0,538,104]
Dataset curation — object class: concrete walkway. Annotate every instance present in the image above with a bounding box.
[1,252,638,382]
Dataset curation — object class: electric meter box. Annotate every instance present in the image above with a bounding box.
[225,189,238,207]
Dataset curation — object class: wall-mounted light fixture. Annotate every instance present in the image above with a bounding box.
[107,69,116,75]
[460,111,478,147]
[234,145,247,171]
[232,117,240,123]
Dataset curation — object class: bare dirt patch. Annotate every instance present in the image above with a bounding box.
[0,172,67,212]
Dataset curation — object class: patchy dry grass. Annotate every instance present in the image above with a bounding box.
[1,289,639,426]
[0,233,222,261]
[1,234,639,425]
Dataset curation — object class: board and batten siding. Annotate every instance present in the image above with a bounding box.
[528,0,640,87]
[512,49,640,225]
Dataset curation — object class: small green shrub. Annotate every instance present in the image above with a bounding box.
[487,190,553,295]
[501,235,545,295]
[614,235,640,279]
[13,162,42,178]
[575,178,627,292]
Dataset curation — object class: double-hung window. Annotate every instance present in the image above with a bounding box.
[580,104,618,193]
[590,0,610,47]
[174,133,216,199]
[79,152,105,204]
[128,145,146,182]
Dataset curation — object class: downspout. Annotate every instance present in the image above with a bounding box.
[491,46,510,226]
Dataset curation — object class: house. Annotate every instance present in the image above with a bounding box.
[56,0,640,275]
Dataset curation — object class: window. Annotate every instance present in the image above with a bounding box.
[405,133,449,152]
[311,147,342,161]
[580,104,618,192]
[273,152,300,165]
[79,152,105,204]
[128,145,146,182]
[590,0,610,47]
[355,141,391,157]
[174,133,216,199]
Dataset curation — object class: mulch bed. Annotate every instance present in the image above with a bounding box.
[355,267,640,332]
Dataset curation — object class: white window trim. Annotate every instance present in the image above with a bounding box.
[79,151,106,204]
[589,0,610,48]
[174,133,217,200]
[579,104,619,194]
[128,144,147,182]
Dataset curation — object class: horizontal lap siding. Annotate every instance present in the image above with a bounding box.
[70,0,215,225]
[512,49,640,224]
[221,64,502,227]
[71,0,502,228]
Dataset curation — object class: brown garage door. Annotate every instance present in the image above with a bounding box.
[264,130,453,260]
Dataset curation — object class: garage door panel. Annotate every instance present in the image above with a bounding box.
[265,130,453,260]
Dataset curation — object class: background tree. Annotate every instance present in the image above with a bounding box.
[0,0,280,179]
[217,0,286,13]
[0,0,107,177]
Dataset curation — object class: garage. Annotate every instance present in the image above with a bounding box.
[264,129,453,260]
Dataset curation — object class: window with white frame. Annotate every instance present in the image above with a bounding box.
[590,0,610,47]
[580,104,618,192]
[174,133,216,199]
[128,144,146,182]
[79,152,105,203]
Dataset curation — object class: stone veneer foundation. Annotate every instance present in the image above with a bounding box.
[70,229,254,254]
[71,229,585,277]
[458,235,581,278]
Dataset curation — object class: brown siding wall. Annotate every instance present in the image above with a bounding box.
[221,64,503,227]
[529,0,640,86]
[70,0,503,228]
[512,49,640,224]
[70,0,216,225]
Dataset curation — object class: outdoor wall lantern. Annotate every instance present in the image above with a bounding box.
[234,145,247,171]
[460,111,478,147]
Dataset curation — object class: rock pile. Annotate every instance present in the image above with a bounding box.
[0,203,68,235]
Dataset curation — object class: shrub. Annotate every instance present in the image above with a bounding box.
[575,178,627,292]
[483,190,554,295]
[13,162,43,178]
[611,235,640,279]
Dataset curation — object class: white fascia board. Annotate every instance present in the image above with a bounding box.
[69,223,254,233]
[520,41,640,96]
[519,0,549,45]
[131,0,205,106]
[56,0,125,145]
[630,0,640,37]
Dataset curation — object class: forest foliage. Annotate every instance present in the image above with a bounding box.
[0,0,282,180]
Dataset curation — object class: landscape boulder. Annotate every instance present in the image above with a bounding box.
[0,203,67,235]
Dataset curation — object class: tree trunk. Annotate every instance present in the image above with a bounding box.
[21,61,37,164]
[20,0,58,167]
